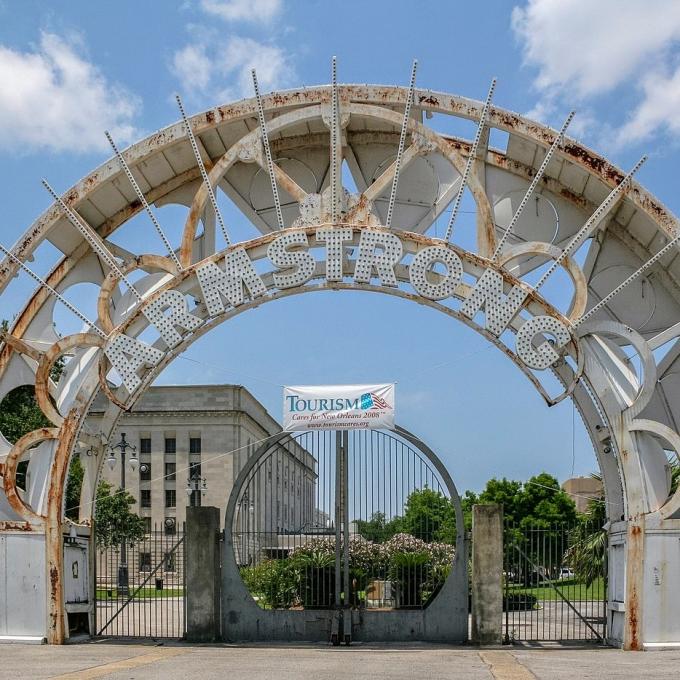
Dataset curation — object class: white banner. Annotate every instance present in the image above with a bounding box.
[283,384,395,431]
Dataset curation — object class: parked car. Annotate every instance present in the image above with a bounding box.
[558,567,574,580]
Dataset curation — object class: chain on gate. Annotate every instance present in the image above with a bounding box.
[95,524,186,638]
[502,521,607,643]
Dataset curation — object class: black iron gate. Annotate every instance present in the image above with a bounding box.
[224,427,469,643]
[95,524,186,639]
[503,521,607,643]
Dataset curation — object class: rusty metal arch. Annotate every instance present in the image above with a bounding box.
[0,78,679,650]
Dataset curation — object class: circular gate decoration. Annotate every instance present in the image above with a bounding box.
[1,61,680,648]
[225,427,466,642]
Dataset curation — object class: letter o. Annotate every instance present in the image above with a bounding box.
[409,246,463,300]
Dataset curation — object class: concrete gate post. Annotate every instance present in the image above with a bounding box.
[186,506,221,642]
[471,504,503,645]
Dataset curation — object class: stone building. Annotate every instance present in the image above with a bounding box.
[561,476,604,513]
[87,384,316,540]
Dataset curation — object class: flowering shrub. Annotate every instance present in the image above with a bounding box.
[242,533,456,610]
[289,533,454,569]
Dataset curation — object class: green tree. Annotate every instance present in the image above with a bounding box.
[355,511,402,543]
[470,473,576,527]
[401,487,456,544]
[355,489,457,544]
[460,489,479,531]
[1,319,77,504]
[0,384,52,444]
[0,384,52,490]
[470,473,577,581]
[94,480,147,549]
[476,477,524,524]
[65,455,84,521]
[518,473,577,528]
[671,460,680,496]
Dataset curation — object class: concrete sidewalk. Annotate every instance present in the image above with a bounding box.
[1,642,679,680]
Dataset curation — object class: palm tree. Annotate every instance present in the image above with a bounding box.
[564,473,606,586]
[565,464,679,586]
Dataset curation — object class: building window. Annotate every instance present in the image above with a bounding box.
[189,437,201,454]
[190,490,202,507]
[165,462,176,481]
[140,438,151,454]
[165,489,176,508]
[140,463,151,481]
[164,552,176,572]
[140,490,151,508]
[143,517,152,534]
[139,552,152,571]
[165,438,176,454]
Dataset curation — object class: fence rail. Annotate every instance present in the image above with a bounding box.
[503,520,607,643]
[95,525,186,639]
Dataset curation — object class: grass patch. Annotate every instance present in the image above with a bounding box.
[508,577,605,601]
[96,587,184,599]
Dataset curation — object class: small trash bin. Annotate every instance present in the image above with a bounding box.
[155,578,163,591]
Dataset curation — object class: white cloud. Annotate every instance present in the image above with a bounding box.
[200,0,282,23]
[172,45,213,94]
[0,32,140,153]
[512,0,680,144]
[512,0,680,97]
[615,66,680,145]
[172,35,295,104]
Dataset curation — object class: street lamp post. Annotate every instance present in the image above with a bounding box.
[238,491,255,566]
[185,468,207,505]
[107,432,138,596]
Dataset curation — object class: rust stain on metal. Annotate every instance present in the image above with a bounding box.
[624,518,644,651]
[35,333,105,427]
[3,82,680,330]
[3,427,56,523]
[0,520,33,531]
[45,410,80,644]
[49,564,58,591]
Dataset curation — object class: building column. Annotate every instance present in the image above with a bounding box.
[186,506,221,642]
[471,504,503,645]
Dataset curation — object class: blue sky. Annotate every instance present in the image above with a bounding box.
[1,0,679,493]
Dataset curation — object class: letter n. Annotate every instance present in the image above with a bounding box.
[460,268,528,336]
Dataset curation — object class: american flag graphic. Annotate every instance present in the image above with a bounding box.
[368,392,391,409]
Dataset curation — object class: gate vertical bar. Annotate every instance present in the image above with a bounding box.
[334,430,342,613]
[342,430,350,642]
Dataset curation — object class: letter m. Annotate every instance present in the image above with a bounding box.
[460,268,528,337]
[196,248,267,317]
